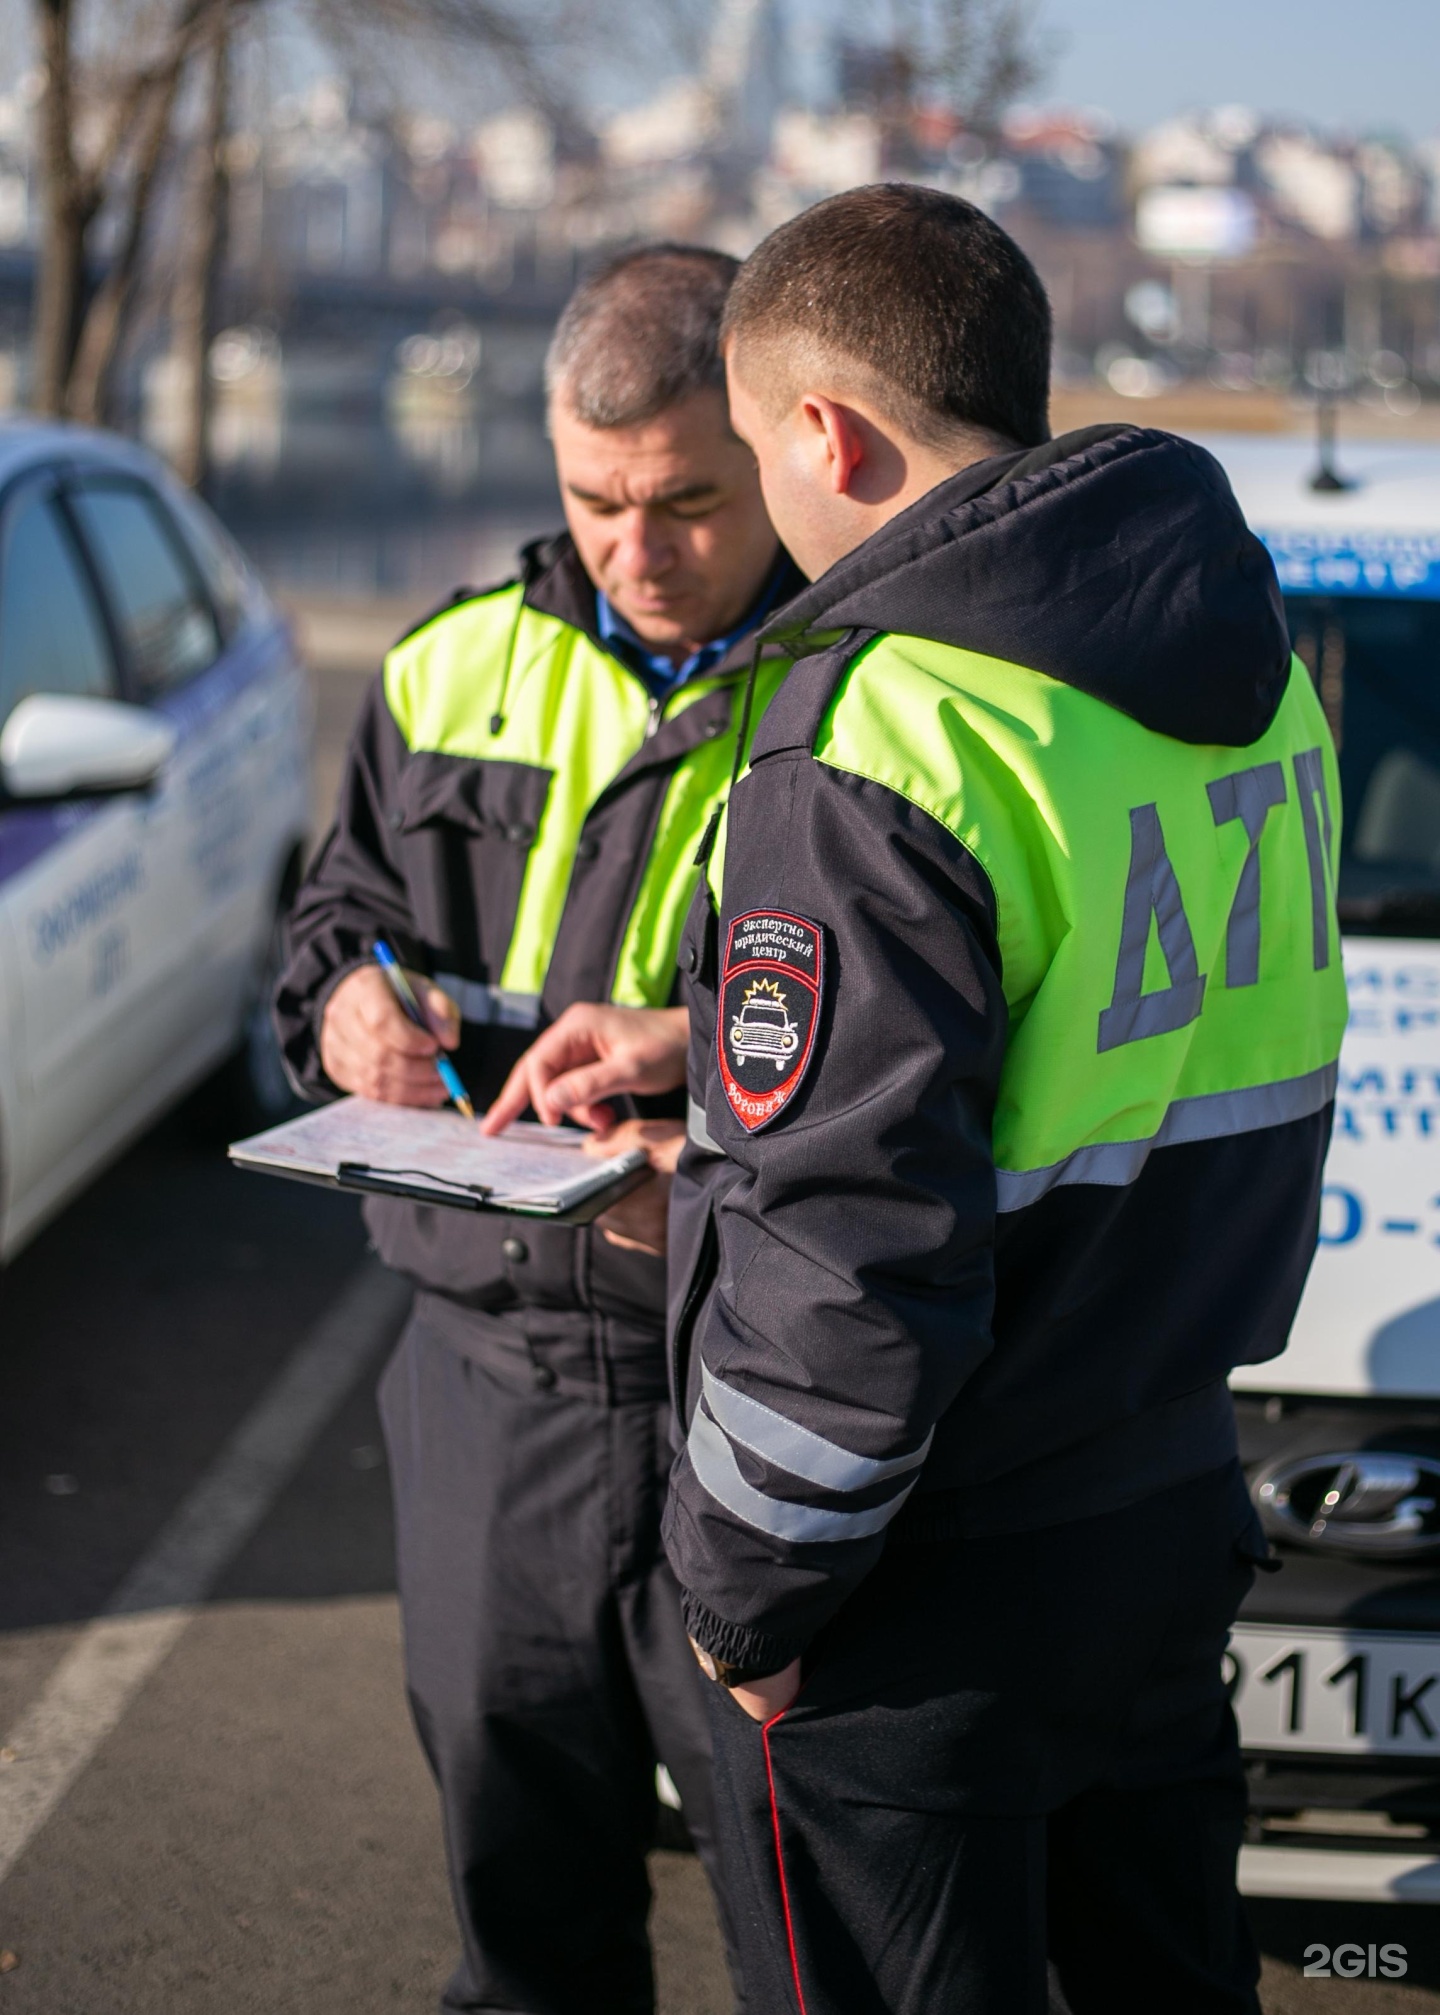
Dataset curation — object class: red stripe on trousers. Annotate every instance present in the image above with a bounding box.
[761,1708,809,2015]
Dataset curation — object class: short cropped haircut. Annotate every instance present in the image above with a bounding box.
[722,185,1052,450]
[546,243,739,429]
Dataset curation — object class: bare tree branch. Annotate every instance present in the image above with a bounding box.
[29,0,248,421]
[305,0,586,142]
[31,0,99,413]
[27,0,602,430]
[63,0,229,210]
[169,14,230,486]
[65,34,189,422]
[840,0,1046,142]
[936,0,1045,132]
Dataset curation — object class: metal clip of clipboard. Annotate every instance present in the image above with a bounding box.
[336,1162,495,1208]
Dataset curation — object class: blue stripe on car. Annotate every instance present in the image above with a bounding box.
[1261,530,1440,599]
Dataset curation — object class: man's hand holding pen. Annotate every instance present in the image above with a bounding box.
[320,962,463,1107]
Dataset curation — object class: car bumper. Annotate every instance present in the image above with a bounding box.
[1234,1394,1440,1891]
[1239,1844,1440,1901]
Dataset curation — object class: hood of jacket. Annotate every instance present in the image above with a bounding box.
[760,424,1292,748]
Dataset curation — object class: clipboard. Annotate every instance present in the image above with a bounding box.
[229,1098,653,1225]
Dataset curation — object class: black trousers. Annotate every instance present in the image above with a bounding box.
[378,1309,736,2015]
[706,1462,1267,2015]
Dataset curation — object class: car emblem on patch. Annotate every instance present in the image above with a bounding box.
[717,910,823,1131]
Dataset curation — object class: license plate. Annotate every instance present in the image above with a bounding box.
[1230,1624,1440,1756]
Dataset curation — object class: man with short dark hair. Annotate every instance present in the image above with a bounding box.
[490,186,1347,2013]
[275,243,799,2015]
[713,179,1052,453]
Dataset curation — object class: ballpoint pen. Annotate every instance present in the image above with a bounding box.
[372,938,475,1120]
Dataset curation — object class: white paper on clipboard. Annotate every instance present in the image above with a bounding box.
[229,1098,648,1216]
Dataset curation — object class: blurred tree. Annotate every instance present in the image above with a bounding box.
[166,10,229,488]
[30,0,237,421]
[838,0,1046,157]
[26,0,586,456]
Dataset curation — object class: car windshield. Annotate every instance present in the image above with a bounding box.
[1287,593,1440,935]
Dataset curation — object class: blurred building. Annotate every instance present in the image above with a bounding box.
[2,24,1439,475]
[1115,106,1440,408]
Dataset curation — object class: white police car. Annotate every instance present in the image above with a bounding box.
[0,422,310,1261]
[1197,433,1440,1906]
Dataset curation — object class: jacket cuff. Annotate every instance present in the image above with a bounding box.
[681,1592,802,1678]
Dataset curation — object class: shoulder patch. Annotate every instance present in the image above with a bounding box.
[717,911,824,1131]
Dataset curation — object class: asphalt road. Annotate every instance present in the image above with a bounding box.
[0,639,728,2015]
[0,1106,729,2015]
[1,636,1438,2014]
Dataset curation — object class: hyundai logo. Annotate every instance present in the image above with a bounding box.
[1255,1451,1440,1558]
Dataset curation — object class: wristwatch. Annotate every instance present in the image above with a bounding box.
[689,1637,780,1689]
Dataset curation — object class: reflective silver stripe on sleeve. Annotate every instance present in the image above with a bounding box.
[995,1060,1339,1213]
[688,1098,724,1156]
[432,973,542,1029]
[701,1365,932,1493]
[686,1404,922,1544]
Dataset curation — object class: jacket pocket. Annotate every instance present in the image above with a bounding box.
[394,753,551,981]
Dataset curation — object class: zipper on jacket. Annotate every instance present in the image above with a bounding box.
[644,694,663,740]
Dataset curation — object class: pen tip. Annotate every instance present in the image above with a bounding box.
[456,1097,477,1122]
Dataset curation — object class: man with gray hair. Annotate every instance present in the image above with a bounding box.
[275,244,798,2014]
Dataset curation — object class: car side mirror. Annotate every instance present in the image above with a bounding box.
[0,692,178,801]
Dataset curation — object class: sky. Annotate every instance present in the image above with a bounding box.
[0,0,1436,146]
[1039,0,1440,140]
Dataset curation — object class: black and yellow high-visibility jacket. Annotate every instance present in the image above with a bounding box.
[275,534,798,1399]
[663,425,1348,1674]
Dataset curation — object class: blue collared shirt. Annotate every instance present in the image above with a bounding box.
[595,561,788,702]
